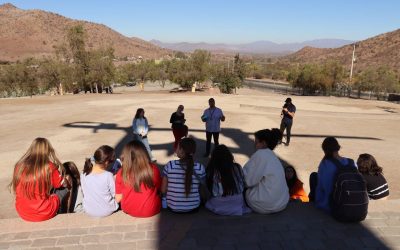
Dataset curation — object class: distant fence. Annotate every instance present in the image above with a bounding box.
[243,79,302,95]
[243,79,398,103]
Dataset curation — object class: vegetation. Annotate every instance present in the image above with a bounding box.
[1,26,399,99]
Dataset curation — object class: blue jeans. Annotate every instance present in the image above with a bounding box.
[133,134,154,159]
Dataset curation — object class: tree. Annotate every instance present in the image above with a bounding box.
[38,59,74,95]
[87,47,116,92]
[189,50,211,87]
[233,54,247,82]
[212,63,241,94]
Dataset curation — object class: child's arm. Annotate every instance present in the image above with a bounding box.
[161,176,168,194]
[114,170,123,203]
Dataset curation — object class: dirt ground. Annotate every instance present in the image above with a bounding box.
[1,83,399,219]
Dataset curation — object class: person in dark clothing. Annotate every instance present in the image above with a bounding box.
[357,153,389,200]
[170,105,188,151]
[280,97,296,146]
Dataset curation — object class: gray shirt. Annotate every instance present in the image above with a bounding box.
[80,171,118,217]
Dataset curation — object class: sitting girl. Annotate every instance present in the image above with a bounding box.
[284,166,309,202]
[357,153,389,200]
[162,138,205,213]
[80,145,119,217]
[115,140,161,217]
[10,138,68,222]
[243,129,289,214]
[205,145,251,215]
[62,161,83,213]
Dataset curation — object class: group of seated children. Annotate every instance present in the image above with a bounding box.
[10,130,389,222]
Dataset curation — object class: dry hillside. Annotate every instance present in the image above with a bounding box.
[0,3,170,61]
[283,29,400,74]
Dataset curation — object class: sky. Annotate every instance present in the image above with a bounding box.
[2,0,400,44]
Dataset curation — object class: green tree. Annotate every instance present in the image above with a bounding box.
[87,47,116,92]
[212,63,241,94]
[189,50,211,87]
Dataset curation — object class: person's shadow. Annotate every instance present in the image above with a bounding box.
[63,121,381,168]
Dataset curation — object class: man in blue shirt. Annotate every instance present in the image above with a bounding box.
[202,98,225,157]
[280,97,296,146]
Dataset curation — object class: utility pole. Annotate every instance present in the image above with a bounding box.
[348,43,356,97]
[349,43,356,83]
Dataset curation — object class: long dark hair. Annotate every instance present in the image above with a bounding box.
[134,108,146,119]
[63,161,80,213]
[206,145,240,196]
[357,153,383,175]
[178,138,196,196]
[121,140,154,192]
[322,137,340,159]
[83,145,115,175]
[254,128,282,150]
[285,165,299,189]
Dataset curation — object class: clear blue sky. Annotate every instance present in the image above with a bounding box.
[2,0,400,44]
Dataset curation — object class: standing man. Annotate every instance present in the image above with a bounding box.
[202,98,225,157]
[280,97,296,146]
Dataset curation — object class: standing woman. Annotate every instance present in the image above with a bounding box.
[243,129,289,214]
[170,105,188,151]
[10,138,68,222]
[132,108,155,162]
[115,140,162,217]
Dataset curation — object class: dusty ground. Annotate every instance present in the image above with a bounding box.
[1,83,399,219]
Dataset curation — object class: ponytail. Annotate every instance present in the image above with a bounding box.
[83,145,115,175]
[83,158,93,175]
[178,138,196,197]
[184,155,194,196]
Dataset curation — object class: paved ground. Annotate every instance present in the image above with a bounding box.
[0,199,399,249]
[0,84,399,249]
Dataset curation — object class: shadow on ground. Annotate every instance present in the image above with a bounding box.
[157,202,392,249]
[62,121,390,249]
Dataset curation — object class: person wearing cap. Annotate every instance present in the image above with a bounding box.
[201,98,225,157]
[280,97,296,146]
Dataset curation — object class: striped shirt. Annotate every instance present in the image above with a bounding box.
[362,173,389,200]
[163,160,206,212]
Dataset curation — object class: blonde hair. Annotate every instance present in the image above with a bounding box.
[121,140,154,192]
[10,138,63,199]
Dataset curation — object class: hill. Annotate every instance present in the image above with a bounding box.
[150,39,353,55]
[282,29,400,74]
[0,3,170,62]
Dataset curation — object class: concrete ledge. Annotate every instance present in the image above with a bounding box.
[0,200,399,249]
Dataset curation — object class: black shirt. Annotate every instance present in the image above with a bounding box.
[362,173,389,200]
[282,103,296,122]
[170,112,185,129]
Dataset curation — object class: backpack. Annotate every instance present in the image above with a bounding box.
[329,158,369,222]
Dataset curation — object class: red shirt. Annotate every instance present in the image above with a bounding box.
[115,164,161,217]
[15,162,63,222]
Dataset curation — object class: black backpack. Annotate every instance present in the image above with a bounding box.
[329,158,369,222]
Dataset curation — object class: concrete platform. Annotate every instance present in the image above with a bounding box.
[1,199,399,250]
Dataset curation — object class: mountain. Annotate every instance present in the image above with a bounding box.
[0,3,169,62]
[283,29,400,73]
[150,39,354,55]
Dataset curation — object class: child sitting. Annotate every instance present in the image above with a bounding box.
[80,145,119,217]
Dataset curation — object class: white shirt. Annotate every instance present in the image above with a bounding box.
[243,148,289,214]
[203,107,224,132]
